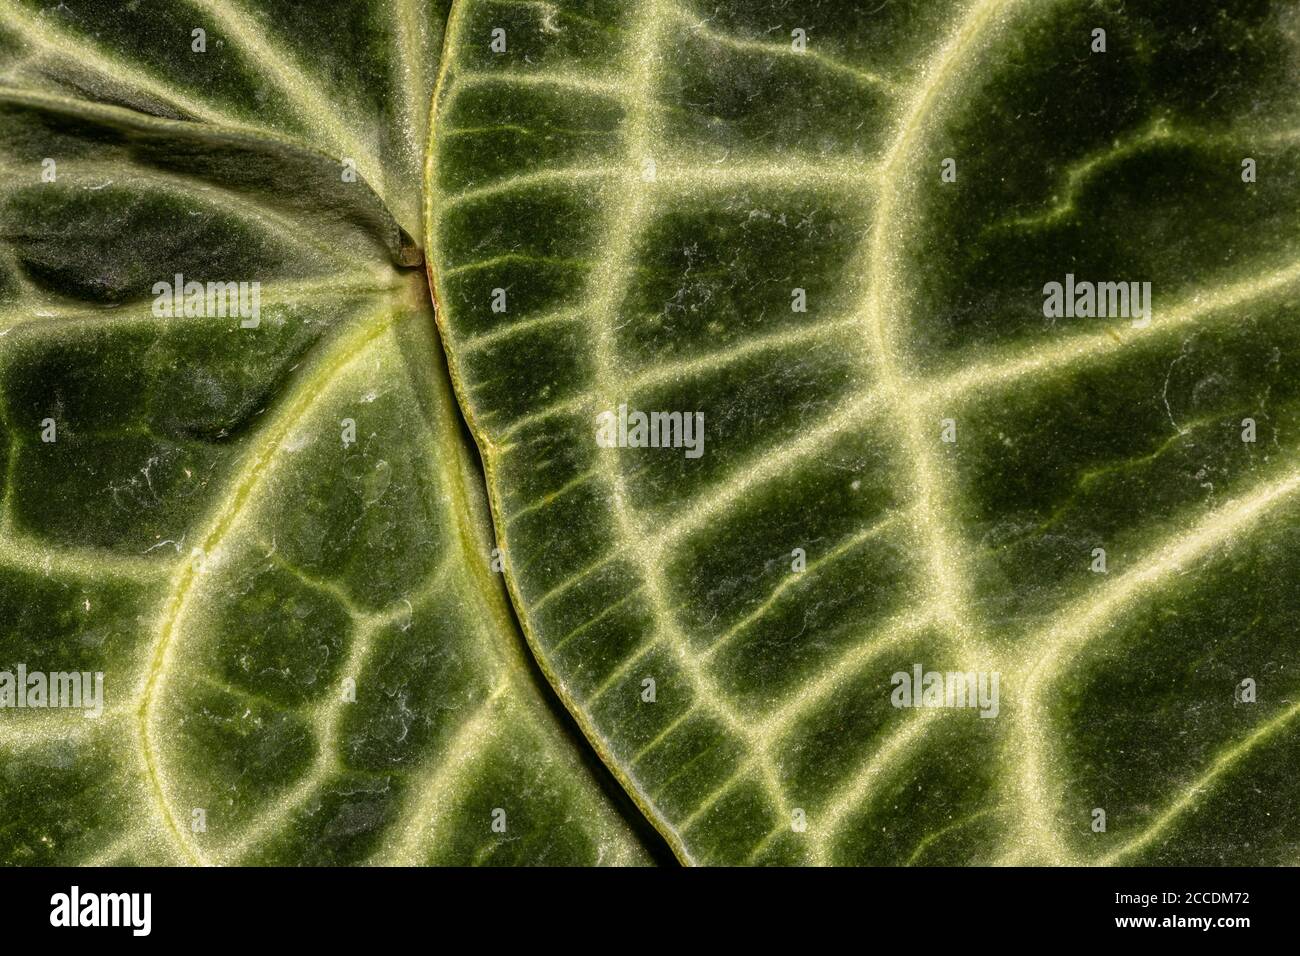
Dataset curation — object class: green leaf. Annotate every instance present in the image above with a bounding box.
[426,0,1300,864]
[0,1,652,865]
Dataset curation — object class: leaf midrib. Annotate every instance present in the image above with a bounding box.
[424,0,1300,866]
[136,298,407,864]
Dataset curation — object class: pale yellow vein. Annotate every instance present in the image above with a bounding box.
[812,708,947,864]
[625,316,863,395]
[753,609,935,743]
[926,258,1300,405]
[136,304,405,866]
[698,511,906,663]
[0,0,250,128]
[649,390,882,559]
[0,533,170,585]
[857,0,1016,640]
[1099,697,1300,865]
[185,0,384,196]
[454,68,625,98]
[1013,466,1300,863]
[570,0,793,821]
[374,684,508,865]
[662,0,898,93]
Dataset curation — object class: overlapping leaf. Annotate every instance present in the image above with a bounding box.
[426,0,1300,864]
[3,0,1297,870]
[0,0,652,866]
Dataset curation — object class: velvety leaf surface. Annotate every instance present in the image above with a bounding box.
[426,0,1300,864]
[0,0,651,866]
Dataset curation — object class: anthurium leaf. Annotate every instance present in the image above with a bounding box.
[426,0,1300,864]
[0,2,652,866]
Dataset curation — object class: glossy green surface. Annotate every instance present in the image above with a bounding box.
[427,0,1300,864]
[0,0,652,866]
